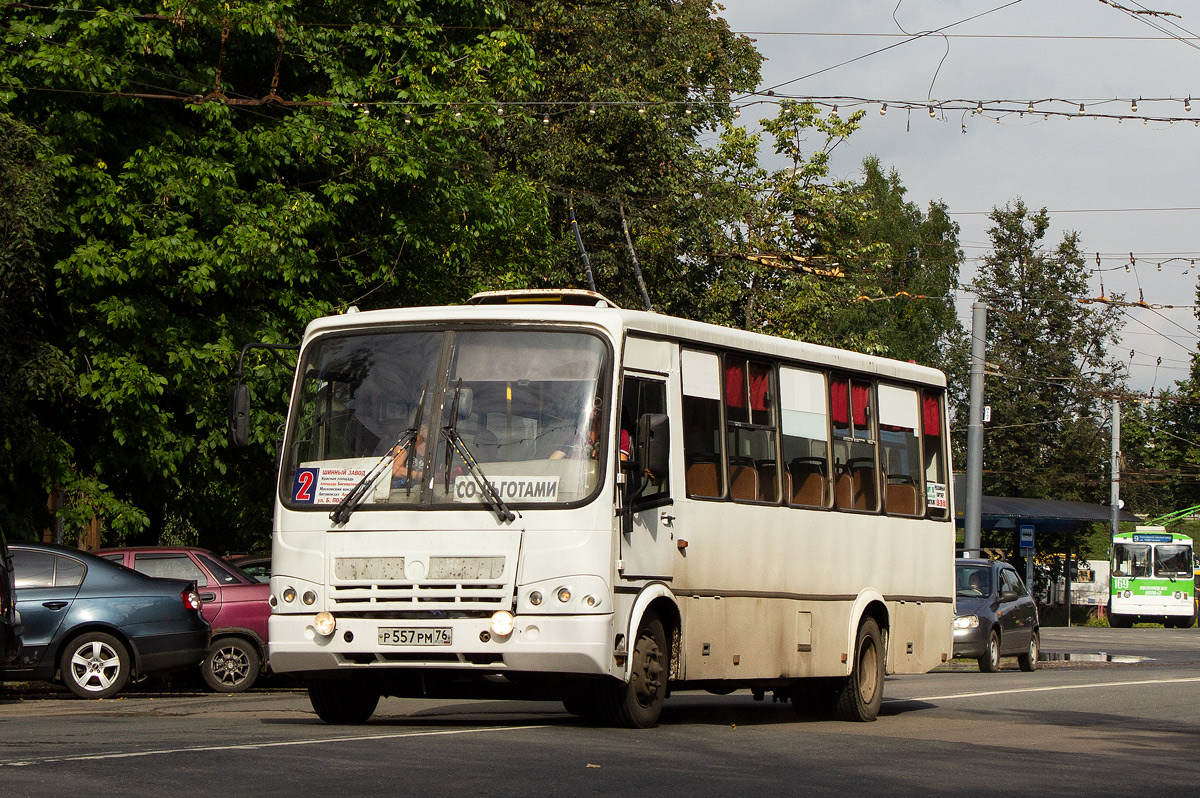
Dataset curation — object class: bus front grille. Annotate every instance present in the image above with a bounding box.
[330,582,510,609]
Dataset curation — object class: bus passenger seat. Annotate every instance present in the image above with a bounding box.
[729,459,759,501]
[886,482,918,515]
[686,459,720,497]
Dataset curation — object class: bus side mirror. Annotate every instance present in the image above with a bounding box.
[229,382,250,448]
[637,413,670,482]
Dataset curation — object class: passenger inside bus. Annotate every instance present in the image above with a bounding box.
[390,428,428,489]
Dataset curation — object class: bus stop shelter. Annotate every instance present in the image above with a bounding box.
[952,475,1142,609]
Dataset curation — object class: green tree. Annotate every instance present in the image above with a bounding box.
[0,0,547,549]
[690,101,897,351]
[491,0,762,313]
[851,156,964,375]
[968,201,1124,507]
[0,114,70,540]
[1121,359,1200,517]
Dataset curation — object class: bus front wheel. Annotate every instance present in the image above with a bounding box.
[308,680,380,724]
[832,617,885,722]
[598,611,668,728]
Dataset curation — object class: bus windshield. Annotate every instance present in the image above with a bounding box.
[282,328,611,511]
[1112,543,1151,578]
[1154,544,1193,579]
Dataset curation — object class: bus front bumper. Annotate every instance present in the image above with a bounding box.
[268,613,615,676]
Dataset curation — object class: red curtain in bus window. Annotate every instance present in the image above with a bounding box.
[851,382,869,427]
[749,364,770,411]
[922,393,942,436]
[830,377,849,426]
[725,360,746,409]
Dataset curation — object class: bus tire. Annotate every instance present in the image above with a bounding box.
[978,629,1001,673]
[1109,613,1132,629]
[598,611,668,728]
[1017,630,1039,672]
[833,617,884,722]
[308,680,380,724]
[1179,615,1196,629]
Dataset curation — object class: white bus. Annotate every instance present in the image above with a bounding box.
[261,289,955,727]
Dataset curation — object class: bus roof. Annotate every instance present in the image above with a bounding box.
[1114,525,1193,544]
[307,291,946,388]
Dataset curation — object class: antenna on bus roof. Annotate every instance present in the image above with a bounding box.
[568,195,597,293]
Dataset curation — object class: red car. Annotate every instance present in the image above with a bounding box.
[97,547,269,692]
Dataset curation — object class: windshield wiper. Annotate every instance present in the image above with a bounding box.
[442,379,517,524]
[329,383,427,525]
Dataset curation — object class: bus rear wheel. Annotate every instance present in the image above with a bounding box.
[832,617,884,722]
[597,611,668,728]
[308,680,380,724]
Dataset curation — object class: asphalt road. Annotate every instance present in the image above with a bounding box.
[3,627,1200,797]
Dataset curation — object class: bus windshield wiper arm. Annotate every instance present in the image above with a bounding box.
[441,379,517,524]
[329,428,415,525]
[329,382,427,526]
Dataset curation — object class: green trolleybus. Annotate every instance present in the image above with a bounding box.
[1109,526,1195,628]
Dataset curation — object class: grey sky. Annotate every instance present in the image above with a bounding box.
[718,0,1199,393]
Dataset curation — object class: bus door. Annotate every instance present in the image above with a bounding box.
[617,344,676,583]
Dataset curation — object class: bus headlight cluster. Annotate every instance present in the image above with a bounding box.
[952,615,979,630]
[1123,590,1132,599]
[520,576,608,614]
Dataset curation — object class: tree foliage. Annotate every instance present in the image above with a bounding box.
[966,201,1124,506]
[0,1,969,551]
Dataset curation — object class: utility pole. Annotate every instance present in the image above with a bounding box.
[964,301,988,559]
[1110,398,1121,538]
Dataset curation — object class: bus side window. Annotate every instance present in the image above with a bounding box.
[681,350,724,498]
[724,357,779,504]
[779,366,831,508]
[922,391,949,519]
[830,376,879,512]
[878,384,922,517]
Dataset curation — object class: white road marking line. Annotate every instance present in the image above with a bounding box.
[893,676,1200,703]
[0,724,547,768]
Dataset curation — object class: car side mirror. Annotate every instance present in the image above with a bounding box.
[229,382,250,448]
[1000,589,1018,602]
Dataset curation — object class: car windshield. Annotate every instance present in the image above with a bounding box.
[956,563,992,597]
[1154,544,1193,579]
[282,327,611,511]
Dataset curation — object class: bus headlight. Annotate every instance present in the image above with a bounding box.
[302,591,317,606]
[490,610,515,637]
[953,615,979,630]
[313,612,336,637]
[282,587,297,603]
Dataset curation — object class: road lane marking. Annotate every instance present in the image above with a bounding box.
[895,676,1200,703]
[0,724,548,768]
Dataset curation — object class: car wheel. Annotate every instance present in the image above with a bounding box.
[202,637,261,693]
[1017,630,1039,672]
[832,617,885,722]
[60,631,130,699]
[978,629,1001,673]
[308,680,380,724]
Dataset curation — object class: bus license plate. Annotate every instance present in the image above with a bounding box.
[378,627,453,646]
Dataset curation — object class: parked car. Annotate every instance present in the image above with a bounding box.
[229,553,271,584]
[953,558,1040,672]
[2,542,209,698]
[97,547,270,692]
[0,527,19,666]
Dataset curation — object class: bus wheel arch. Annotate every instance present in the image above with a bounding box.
[844,593,889,676]
[622,587,679,684]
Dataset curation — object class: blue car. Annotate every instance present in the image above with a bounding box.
[2,542,210,698]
